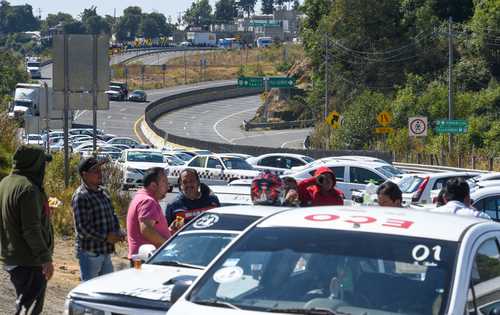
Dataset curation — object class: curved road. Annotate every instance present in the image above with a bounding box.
[41,49,311,148]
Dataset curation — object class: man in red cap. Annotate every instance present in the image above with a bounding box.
[297,166,344,206]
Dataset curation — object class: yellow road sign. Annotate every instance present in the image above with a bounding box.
[326,111,342,129]
[377,111,392,126]
[375,127,394,134]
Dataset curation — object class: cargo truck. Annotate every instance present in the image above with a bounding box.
[186,32,217,47]
[8,83,71,134]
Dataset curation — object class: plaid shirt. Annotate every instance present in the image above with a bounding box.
[71,184,121,254]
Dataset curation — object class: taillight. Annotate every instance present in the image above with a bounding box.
[412,176,429,203]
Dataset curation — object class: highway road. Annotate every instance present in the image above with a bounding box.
[40,50,311,148]
[156,95,311,149]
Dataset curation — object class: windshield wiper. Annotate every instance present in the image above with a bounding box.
[192,298,241,310]
[267,308,349,315]
[153,260,203,269]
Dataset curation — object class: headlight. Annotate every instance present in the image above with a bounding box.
[67,300,105,315]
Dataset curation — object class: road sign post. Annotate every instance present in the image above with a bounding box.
[408,116,428,137]
[238,77,264,88]
[326,111,342,129]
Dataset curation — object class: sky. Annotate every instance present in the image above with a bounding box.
[8,0,219,20]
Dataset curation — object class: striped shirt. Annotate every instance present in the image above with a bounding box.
[71,184,121,254]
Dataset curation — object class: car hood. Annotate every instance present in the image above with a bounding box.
[125,161,167,170]
[105,90,120,95]
[69,264,202,302]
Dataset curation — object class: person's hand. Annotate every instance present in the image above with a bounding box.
[42,262,54,281]
[169,216,185,232]
[106,232,123,244]
[284,189,299,205]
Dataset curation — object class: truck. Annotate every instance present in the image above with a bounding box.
[186,32,217,47]
[8,83,71,134]
[25,56,42,79]
[256,36,273,48]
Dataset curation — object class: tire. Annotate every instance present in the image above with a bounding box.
[122,184,129,191]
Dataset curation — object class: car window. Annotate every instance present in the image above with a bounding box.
[350,167,384,185]
[307,166,345,182]
[467,238,500,315]
[474,196,500,221]
[221,157,254,170]
[207,157,223,169]
[259,156,279,167]
[286,158,305,168]
[433,178,450,190]
[399,176,424,193]
[189,156,207,168]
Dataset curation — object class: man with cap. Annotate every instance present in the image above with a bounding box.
[297,166,344,206]
[0,145,54,315]
[72,157,124,281]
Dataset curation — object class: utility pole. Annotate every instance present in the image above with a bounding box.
[184,50,187,84]
[92,35,98,154]
[448,16,454,155]
[324,33,329,120]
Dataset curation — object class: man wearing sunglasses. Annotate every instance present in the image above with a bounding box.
[72,157,124,281]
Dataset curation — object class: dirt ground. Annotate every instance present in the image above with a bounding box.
[0,238,130,315]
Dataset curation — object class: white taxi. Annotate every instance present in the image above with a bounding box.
[168,206,500,315]
[116,149,168,190]
[168,154,261,187]
[63,206,290,315]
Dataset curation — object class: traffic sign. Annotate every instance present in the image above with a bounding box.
[326,111,342,129]
[435,119,468,134]
[268,77,295,88]
[238,77,264,88]
[375,127,394,134]
[408,116,428,137]
[377,111,392,126]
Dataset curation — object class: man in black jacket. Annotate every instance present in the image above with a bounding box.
[166,168,220,228]
[0,145,54,315]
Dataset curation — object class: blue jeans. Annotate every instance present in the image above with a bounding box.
[77,250,113,281]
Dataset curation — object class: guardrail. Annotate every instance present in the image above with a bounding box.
[143,83,393,161]
[394,162,490,174]
[119,47,220,65]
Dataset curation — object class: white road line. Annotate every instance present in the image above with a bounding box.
[281,138,304,148]
[213,108,257,143]
[229,129,310,143]
[120,108,127,112]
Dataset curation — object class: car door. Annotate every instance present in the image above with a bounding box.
[346,166,385,199]
[465,236,500,315]
[206,157,226,185]
[473,195,500,222]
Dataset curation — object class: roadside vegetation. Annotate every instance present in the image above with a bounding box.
[296,0,499,169]
[111,44,305,90]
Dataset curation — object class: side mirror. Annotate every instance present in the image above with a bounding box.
[216,165,222,170]
[136,244,156,262]
[165,275,197,304]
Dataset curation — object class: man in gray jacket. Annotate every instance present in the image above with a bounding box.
[0,145,54,315]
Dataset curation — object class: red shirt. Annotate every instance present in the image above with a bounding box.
[298,177,344,206]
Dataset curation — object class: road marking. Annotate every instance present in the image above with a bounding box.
[107,115,112,119]
[213,108,256,143]
[133,115,147,144]
[281,138,304,148]
[120,108,127,112]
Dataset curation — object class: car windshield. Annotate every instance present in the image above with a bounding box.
[165,155,185,166]
[127,151,164,163]
[189,227,457,315]
[376,165,404,178]
[302,156,314,163]
[132,91,144,95]
[221,157,254,170]
[399,176,425,193]
[149,232,236,267]
[28,135,42,140]
[110,86,121,92]
[27,62,40,67]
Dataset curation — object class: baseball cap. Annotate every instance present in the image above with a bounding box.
[78,157,108,175]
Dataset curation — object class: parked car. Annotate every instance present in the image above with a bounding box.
[128,90,147,102]
[246,153,314,174]
[168,154,260,187]
[162,150,194,162]
[116,149,168,190]
[399,171,480,205]
[168,205,499,315]
[107,137,143,148]
[285,160,403,199]
[24,134,44,146]
[471,186,500,221]
[63,206,289,315]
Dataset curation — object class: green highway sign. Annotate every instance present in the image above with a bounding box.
[249,20,281,27]
[238,77,264,88]
[268,77,295,88]
[435,119,468,134]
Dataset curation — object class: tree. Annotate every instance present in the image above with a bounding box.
[115,6,142,40]
[80,6,110,34]
[237,0,257,18]
[261,0,274,15]
[183,0,213,30]
[140,14,160,38]
[0,1,39,33]
[215,0,237,23]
